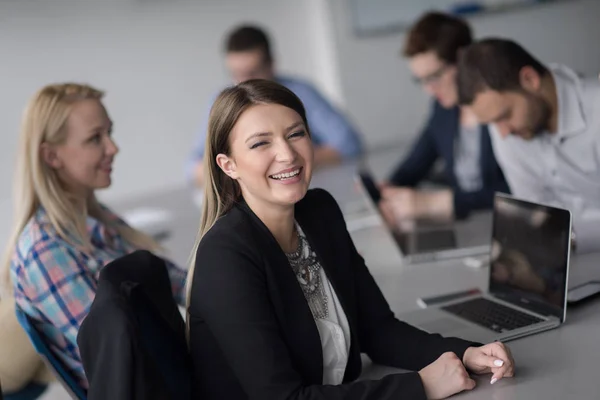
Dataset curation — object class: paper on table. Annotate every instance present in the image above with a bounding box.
[121,207,173,236]
[345,214,382,233]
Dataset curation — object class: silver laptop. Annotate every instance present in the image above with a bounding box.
[399,193,572,343]
[356,169,489,263]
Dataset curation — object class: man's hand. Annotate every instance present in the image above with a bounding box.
[379,187,454,221]
[193,162,205,187]
[381,187,419,220]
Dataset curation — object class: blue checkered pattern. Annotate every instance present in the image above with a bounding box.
[10,206,187,389]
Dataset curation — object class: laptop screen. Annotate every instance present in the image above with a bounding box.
[489,194,572,320]
[356,170,457,255]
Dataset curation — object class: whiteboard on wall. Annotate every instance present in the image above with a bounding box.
[349,0,566,36]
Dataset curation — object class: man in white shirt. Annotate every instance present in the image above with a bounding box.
[456,38,600,252]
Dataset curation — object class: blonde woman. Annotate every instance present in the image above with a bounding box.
[1,83,187,390]
[186,79,515,400]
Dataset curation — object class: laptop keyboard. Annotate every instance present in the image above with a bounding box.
[442,298,544,333]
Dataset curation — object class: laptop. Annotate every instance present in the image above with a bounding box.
[355,169,489,263]
[399,193,572,343]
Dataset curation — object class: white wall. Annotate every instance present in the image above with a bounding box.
[305,0,345,107]
[328,0,600,150]
[2,0,598,245]
[0,0,342,244]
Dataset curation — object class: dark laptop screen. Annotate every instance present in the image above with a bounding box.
[357,169,456,255]
[489,194,571,320]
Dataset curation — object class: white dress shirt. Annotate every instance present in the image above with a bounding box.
[489,64,600,252]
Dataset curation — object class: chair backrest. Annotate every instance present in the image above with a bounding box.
[129,285,191,399]
[3,382,47,400]
[78,250,191,400]
[14,307,87,400]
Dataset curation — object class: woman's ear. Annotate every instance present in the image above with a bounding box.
[216,153,239,180]
[40,143,62,169]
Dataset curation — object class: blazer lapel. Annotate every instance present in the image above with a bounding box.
[294,204,349,308]
[446,106,461,171]
[295,203,363,381]
[479,124,493,177]
[236,202,324,383]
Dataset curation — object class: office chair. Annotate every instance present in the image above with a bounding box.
[3,382,46,400]
[78,251,192,400]
[14,307,87,400]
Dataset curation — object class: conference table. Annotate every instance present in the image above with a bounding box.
[113,146,600,400]
[350,213,600,400]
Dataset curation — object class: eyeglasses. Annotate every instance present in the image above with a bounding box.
[412,65,450,86]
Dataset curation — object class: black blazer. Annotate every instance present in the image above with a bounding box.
[188,189,479,400]
[78,250,192,400]
[389,102,510,219]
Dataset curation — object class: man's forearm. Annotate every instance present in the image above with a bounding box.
[418,189,454,221]
[313,146,342,167]
[193,161,205,187]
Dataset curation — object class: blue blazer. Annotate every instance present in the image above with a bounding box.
[389,102,510,219]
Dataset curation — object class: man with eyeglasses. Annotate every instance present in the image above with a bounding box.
[378,12,509,225]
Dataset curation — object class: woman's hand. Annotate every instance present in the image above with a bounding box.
[418,352,476,399]
[463,342,515,384]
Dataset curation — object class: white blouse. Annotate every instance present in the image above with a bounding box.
[288,223,351,385]
[315,268,351,384]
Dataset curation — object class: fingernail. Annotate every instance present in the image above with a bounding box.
[490,378,498,385]
[494,360,504,367]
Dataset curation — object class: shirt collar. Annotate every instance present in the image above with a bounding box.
[36,206,114,246]
[549,64,587,138]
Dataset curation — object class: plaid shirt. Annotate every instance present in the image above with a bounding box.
[10,206,187,389]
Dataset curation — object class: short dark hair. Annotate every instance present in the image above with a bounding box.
[224,25,272,63]
[403,12,472,64]
[457,38,549,105]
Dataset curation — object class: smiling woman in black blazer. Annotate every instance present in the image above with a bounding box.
[185,79,515,400]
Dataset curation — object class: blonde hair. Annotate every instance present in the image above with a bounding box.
[185,80,309,333]
[1,83,161,296]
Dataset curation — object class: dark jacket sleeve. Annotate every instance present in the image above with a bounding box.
[191,230,438,400]
[352,241,479,367]
[388,112,439,187]
[79,300,136,400]
[317,190,481,370]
